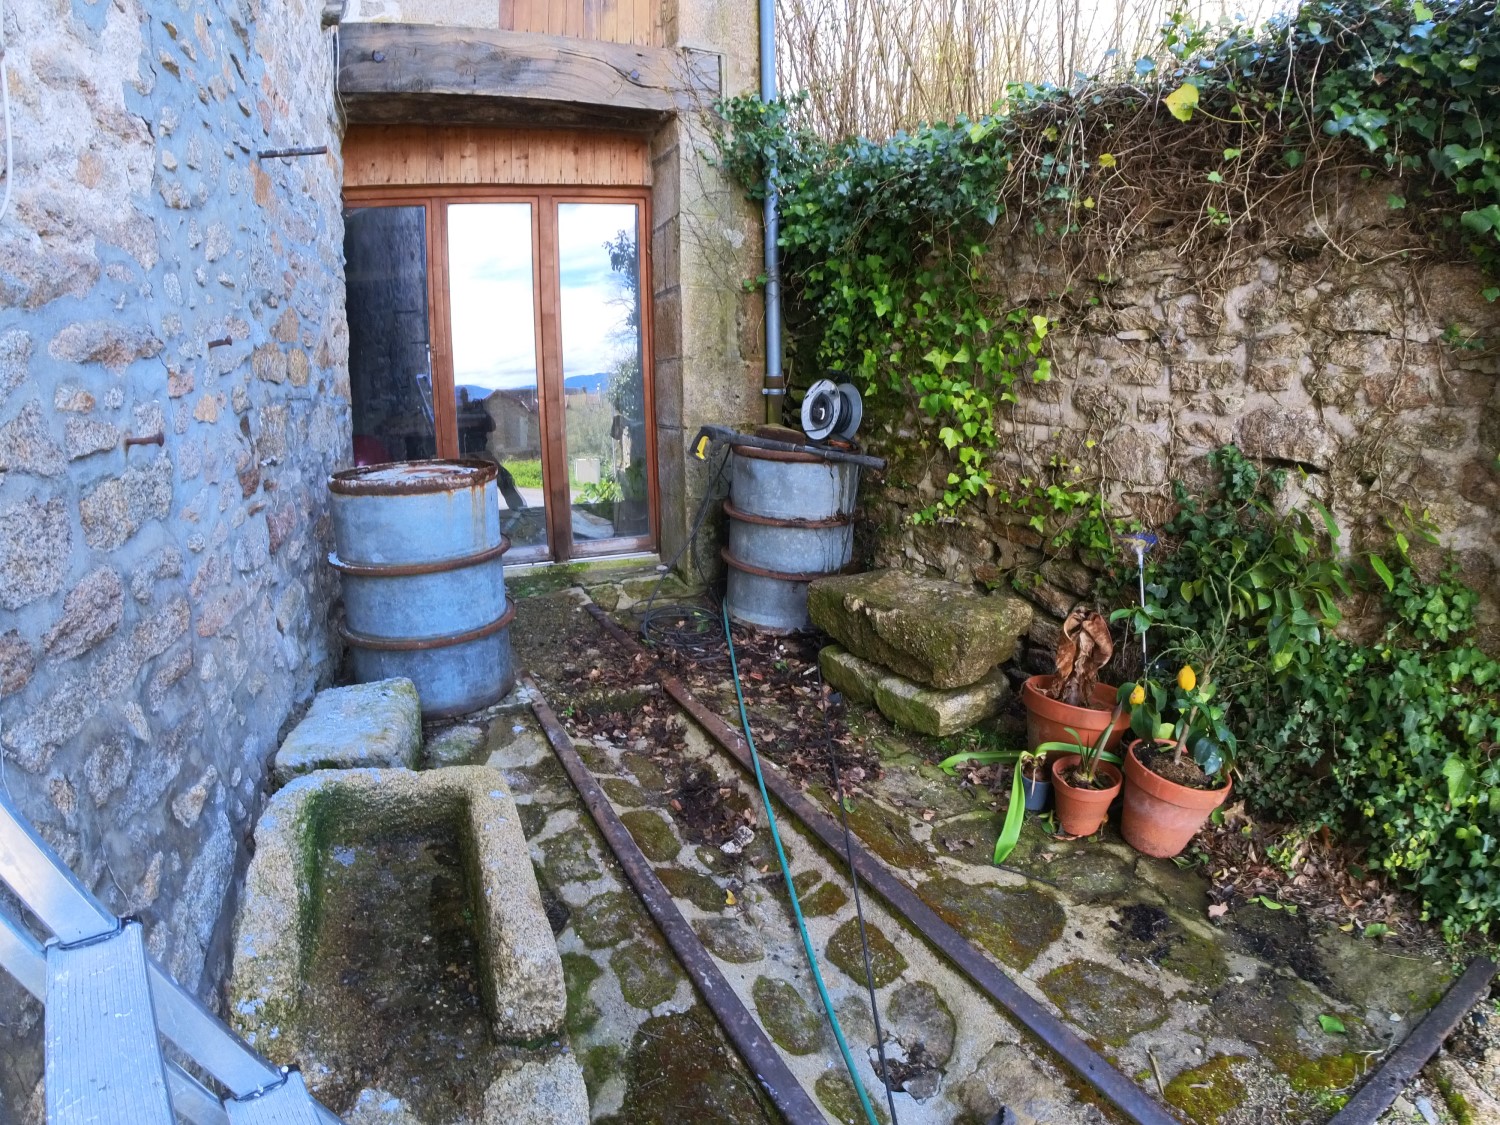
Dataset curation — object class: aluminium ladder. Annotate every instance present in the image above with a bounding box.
[0,786,341,1124]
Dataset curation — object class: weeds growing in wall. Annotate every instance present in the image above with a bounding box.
[714,0,1500,540]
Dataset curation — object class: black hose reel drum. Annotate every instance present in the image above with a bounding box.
[799,379,864,442]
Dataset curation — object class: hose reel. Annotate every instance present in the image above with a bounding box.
[800,379,864,442]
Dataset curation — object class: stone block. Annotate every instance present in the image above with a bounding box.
[47,320,162,372]
[481,1055,590,1125]
[228,765,567,1052]
[43,567,124,660]
[872,666,1010,737]
[1237,407,1336,470]
[808,569,1032,689]
[273,678,422,785]
[0,497,70,610]
[818,644,882,704]
[0,401,64,477]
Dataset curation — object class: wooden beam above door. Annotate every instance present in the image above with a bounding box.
[337,23,721,129]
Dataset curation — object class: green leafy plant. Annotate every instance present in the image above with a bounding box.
[1110,445,1500,939]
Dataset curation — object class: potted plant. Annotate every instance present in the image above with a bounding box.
[1020,753,1051,811]
[1022,606,1130,753]
[1114,665,1234,857]
[1039,708,1125,838]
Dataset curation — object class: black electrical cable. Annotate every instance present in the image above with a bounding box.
[822,685,902,1125]
[636,445,732,662]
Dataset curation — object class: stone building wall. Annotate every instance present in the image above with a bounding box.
[0,0,347,1110]
[859,178,1500,666]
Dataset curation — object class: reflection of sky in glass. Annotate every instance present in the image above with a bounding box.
[448,203,537,390]
[559,203,639,380]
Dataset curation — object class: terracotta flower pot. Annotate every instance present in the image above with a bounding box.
[1021,675,1129,756]
[1050,754,1123,838]
[1121,739,1232,858]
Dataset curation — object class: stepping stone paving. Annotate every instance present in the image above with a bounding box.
[485,586,1462,1124]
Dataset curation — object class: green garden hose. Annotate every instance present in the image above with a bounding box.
[721,602,883,1125]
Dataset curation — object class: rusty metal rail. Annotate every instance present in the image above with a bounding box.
[1327,956,1498,1125]
[523,674,831,1125]
[584,603,1179,1125]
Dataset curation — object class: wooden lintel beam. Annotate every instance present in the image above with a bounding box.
[337,23,720,127]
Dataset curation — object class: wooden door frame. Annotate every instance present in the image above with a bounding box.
[342,183,657,563]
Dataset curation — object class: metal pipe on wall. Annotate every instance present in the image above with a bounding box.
[760,0,784,423]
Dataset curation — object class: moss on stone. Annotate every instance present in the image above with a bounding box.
[838,796,933,872]
[614,1010,778,1124]
[814,1072,890,1125]
[827,919,907,987]
[572,891,648,949]
[1286,1051,1373,1092]
[537,830,598,885]
[800,881,849,917]
[600,777,650,807]
[561,951,602,1036]
[1163,1055,1249,1124]
[620,809,680,863]
[751,977,825,1055]
[611,937,685,1010]
[655,867,727,912]
[518,802,550,839]
[621,751,668,792]
[693,917,765,963]
[1038,960,1170,1047]
[581,1043,623,1104]
[918,875,1065,970]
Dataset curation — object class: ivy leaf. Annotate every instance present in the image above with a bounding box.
[1483,288,1500,302]
[1317,1014,1347,1036]
[1443,755,1475,802]
[1164,84,1200,122]
[1284,149,1304,168]
[1388,194,1407,210]
[1135,57,1157,76]
[1098,152,1117,168]
[1362,922,1390,939]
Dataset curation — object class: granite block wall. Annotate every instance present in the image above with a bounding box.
[0,0,347,1111]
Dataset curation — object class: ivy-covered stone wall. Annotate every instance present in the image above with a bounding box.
[0,0,347,1112]
[859,175,1500,667]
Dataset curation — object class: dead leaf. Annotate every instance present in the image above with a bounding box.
[1207,903,1229,920]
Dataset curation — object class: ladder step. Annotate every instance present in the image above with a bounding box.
[44,920,173,1125]
[225,1071,325,1125]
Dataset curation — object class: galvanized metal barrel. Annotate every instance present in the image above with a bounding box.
[328,459,514,717]
[723,434,859,632]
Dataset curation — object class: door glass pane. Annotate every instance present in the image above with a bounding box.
[447,202,548,555]
[557,202,649,547]
[345,206,436,465]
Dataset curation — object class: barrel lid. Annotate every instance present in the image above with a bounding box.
[329,458,499,496]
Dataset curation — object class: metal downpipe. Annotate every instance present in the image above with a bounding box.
[760,0,783,423]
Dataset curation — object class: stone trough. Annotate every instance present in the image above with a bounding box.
[229,764,573,1095]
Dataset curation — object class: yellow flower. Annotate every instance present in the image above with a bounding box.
[1129,683,1146,706]
[1177,665,1197,692]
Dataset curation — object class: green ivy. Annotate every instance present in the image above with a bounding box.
[1117,448,1500,940]
[712,0,1500,529]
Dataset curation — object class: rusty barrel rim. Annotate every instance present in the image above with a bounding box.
[721,501,849,530]
[720,547,846,584]
[327,536,512,578]
[340,600,516,652]
[329,457,499,496]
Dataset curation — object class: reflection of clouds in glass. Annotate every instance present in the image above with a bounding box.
[449,203,539,390]
[559,203,639,379]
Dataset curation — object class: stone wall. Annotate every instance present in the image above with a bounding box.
[0,0,347,1111]
[858,177,1500,666]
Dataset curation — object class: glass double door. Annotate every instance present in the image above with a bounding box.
[344,191,654,563]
